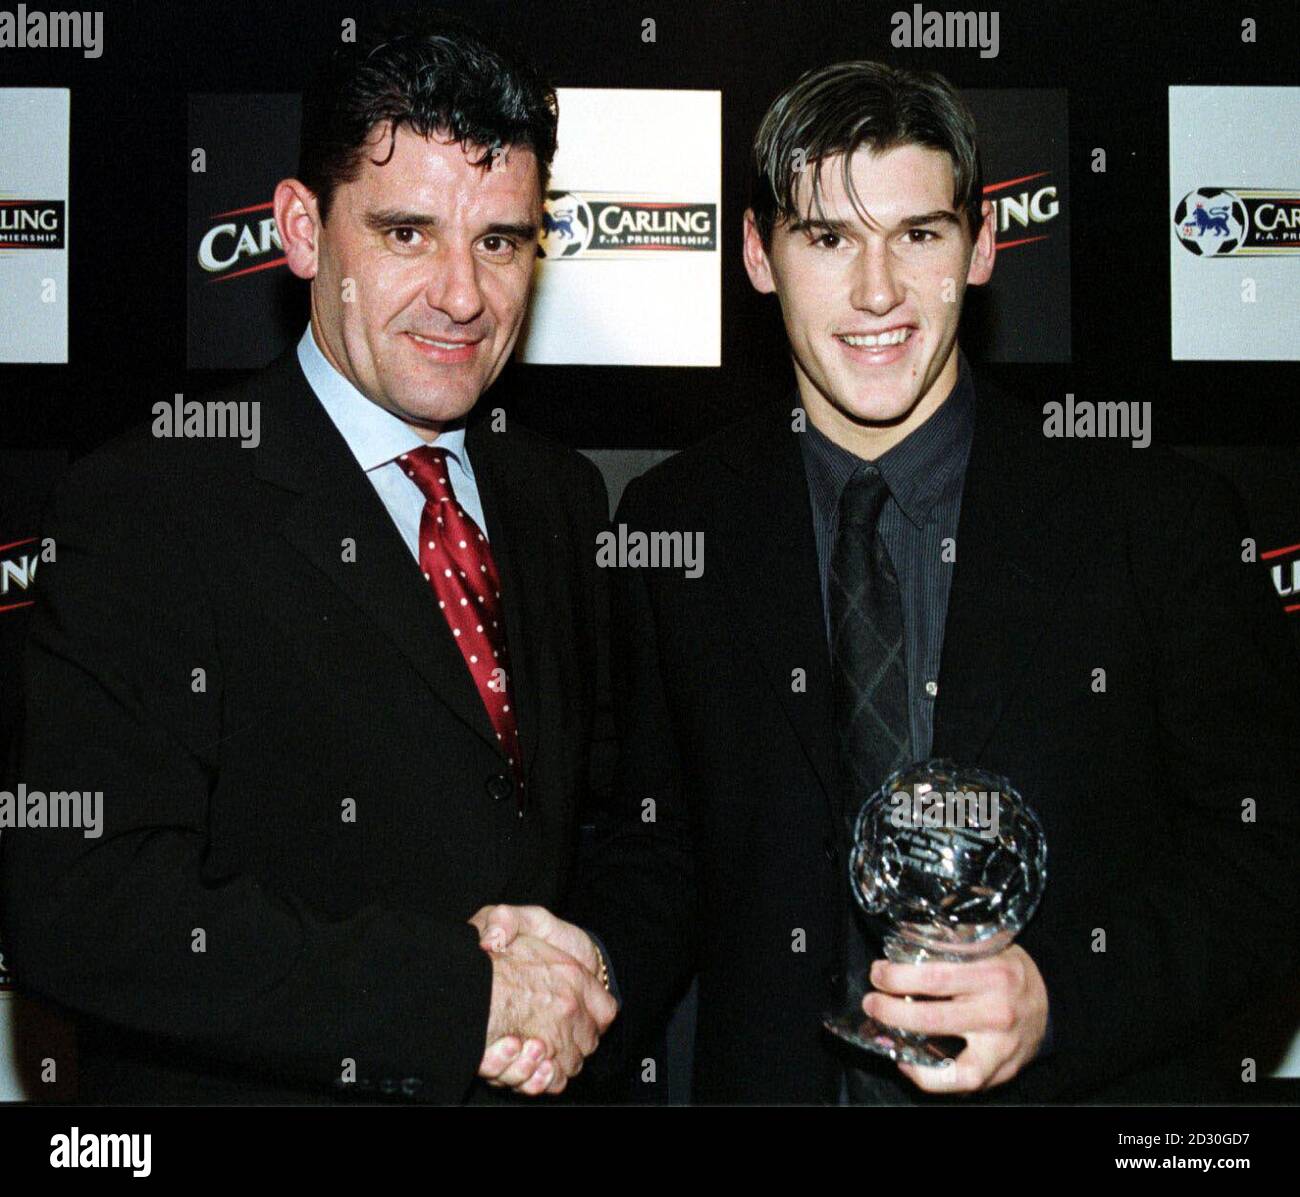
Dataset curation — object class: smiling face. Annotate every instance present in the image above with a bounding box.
[744,142,995,456]
[276,123,542,438]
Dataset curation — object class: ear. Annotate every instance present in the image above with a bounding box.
[274,178,323,281]
[965,198,996,286]
[742,208,776,294]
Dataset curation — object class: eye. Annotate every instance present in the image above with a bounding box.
[479,234,518,259]
[906,228,940,244]
[813,231,842,249]
[387,226,423,247]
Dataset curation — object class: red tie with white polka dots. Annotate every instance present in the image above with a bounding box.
[401,444,523,801]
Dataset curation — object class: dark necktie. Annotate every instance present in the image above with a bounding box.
[829,461,912,793]
[828,460,914,1105]
[401,445,524,800]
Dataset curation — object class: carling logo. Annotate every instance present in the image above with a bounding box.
[0,535,40,612]
[539,191,717,259]
[983,171,1059,252]
[1263,539,1300,615]
[0,198,65,249]
[196,200,285,282]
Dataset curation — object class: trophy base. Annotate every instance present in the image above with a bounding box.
[823,1010,965,1068]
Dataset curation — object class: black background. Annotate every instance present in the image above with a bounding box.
[1,0,1298,459]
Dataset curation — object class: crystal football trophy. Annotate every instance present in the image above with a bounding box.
[823,758,1047,1067]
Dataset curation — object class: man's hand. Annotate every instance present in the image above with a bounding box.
[471,907,617,1096]
[471,903,603,975]
[862,944,1048,1093]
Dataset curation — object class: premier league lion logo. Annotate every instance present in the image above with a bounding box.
[538,191,594,259]
[1173,188,1248,256]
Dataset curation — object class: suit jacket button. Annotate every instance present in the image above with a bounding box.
[486,773,513,802]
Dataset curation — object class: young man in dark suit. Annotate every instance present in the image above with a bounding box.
[0,13,615,1103]
[482,60,1300,1103]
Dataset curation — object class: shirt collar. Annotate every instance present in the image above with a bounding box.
[296,324,468,474]
[801,348,975,529]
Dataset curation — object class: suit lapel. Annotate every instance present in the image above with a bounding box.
[718,406,841,819]
[250,348,507,760]
[932,376,1083,763]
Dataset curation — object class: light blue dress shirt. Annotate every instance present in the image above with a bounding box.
[296,324,488,555]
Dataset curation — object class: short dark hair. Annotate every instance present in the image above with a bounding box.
[750,60,983,247]
[298,10,558,224]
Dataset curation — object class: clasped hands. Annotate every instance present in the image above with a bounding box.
[469,904,618,1096]
[467,909,1045,1096]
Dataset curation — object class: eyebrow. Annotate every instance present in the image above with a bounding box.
[786,209,962,235]
[362,209,539,239]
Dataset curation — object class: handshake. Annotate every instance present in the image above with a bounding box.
[468,904,619,1096]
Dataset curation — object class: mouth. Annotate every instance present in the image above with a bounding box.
[834,325,916,364]
[404,331,482,363]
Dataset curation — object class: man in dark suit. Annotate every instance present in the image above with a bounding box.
[482,60,1300,1103]
[0,12,615,1104]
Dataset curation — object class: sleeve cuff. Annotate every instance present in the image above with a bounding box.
[586,928,621,1005]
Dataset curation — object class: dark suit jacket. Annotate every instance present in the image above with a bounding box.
[567,369,1300,1104]
[0,347,610,1104]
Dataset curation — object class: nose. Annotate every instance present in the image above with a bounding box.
[848,239,903,315]
[424,241,486,325]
